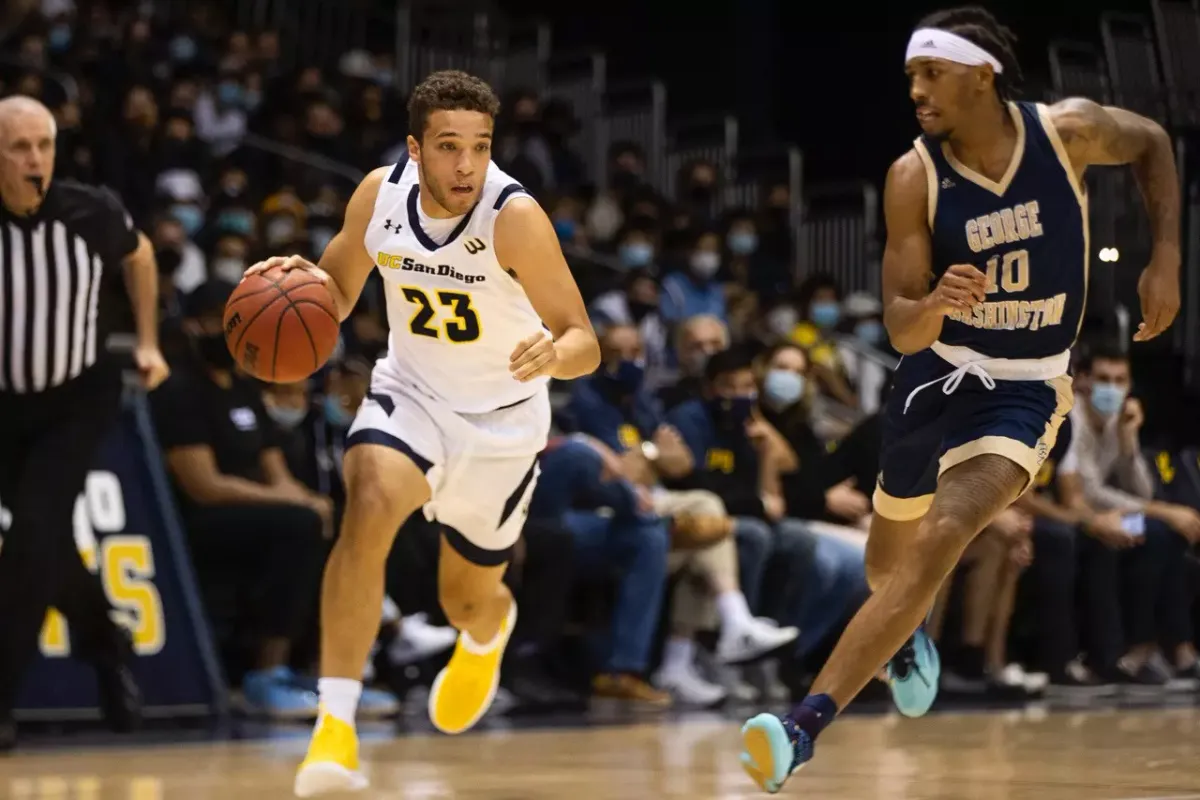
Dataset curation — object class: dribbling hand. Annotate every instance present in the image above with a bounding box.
[243,254,331,285]
[926,263,988,315]
[510,331,559,382]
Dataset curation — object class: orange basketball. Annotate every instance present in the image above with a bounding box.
[223,266,340,383]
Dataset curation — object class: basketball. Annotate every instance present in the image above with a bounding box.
[223,266,340,383]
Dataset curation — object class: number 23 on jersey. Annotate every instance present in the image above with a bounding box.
[400,286,481,343]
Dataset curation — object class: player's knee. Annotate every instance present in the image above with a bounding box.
[342,468,425,554]
[905,514,978,582]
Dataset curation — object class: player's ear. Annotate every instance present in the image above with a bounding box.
[406,134,421,164]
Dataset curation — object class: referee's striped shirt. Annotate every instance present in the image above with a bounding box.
[0,180,139,394]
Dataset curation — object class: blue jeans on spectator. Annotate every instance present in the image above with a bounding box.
[564,510,670,674]
[733,517,773,612]
[737,516,867,657]
[530,439,671,676]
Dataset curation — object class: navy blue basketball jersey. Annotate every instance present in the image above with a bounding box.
[914,101,1088,360]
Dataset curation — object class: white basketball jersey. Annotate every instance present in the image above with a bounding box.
[364,156,550,414]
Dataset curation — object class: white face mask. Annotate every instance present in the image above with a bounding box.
[690,251,720,279]
[766,306,798,338]
[211,256,246,283]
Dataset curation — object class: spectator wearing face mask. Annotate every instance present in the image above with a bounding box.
[565,325,798,705]
[194,70,248,157]
[660,229,727,326]
[658,314,730,412]
[756,343,871,533]
[837,293,891,416]
[1063,343,1200,688]
[725,210,791,301]
[665,348,867,664]
[590,270,672,392]
[789,274,857,410]
[615,225,659,273]
[209,233,252,285]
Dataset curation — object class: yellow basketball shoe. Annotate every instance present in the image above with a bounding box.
[428,601,518,735]
[293,709,368,797]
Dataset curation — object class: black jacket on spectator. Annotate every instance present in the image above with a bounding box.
[762,404,834,519]
[150,362,282,507]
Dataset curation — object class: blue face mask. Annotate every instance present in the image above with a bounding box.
[324,396,354,428]
[809,300,841,329]
[619,242,653,268]
[267,405,307,430]
[728,231,758,256]
[709,394,757,429]
[218,83,244,106]
[605,359,645,393]
[763,369,805,409]
[1089,381,1128,417]
[48,26,72,52]
[169,36,197,62]
[217,209,255,236]
[854,319,885,345]
[170,204,204,237]
[553,218,577,242]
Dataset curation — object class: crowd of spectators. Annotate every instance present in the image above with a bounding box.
[5,0,1200,724]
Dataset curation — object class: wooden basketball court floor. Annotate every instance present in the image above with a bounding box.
[3,706,1200,799]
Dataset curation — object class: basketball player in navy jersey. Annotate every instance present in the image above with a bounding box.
[740,7,1181,792]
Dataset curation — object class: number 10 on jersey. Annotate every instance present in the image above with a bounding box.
[400,286,482,343]
[984,248,1030,294]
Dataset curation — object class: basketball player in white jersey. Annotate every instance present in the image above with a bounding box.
[243,70,600,797]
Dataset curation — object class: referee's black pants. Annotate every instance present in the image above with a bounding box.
[0,366,126,714]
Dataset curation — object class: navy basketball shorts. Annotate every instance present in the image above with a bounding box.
[873,347,1074,522]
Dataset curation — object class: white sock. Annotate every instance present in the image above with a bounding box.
[461,602,514,655]
[317,677,362,725]
[462,627,503,655]
[716,591,754,630]
[661,637,696,674]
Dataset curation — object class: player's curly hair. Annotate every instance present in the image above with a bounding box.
[407,70,501,140]
[918,6,1024,100]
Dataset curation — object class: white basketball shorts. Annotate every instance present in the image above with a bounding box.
[345,360,549,564]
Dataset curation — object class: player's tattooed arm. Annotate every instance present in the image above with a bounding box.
[1052,98,1180,260]
[497,196,601,381]
[1052,98,1181,341]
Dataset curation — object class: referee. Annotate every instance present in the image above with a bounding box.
[0,96,169,749]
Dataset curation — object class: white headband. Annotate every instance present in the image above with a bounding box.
[905,28,1004,73]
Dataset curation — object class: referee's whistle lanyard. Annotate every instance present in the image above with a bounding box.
[903,360,998,415]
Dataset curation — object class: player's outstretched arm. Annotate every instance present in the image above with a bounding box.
[496,196,601,382]
[1051,98,1181,341]
[880,151,985,354]
[244,166,387,322]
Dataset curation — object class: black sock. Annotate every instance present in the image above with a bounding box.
[785,693,838,743]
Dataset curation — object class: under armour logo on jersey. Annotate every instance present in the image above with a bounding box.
[383,219,402,232]
[464,237,487,255]
[941,177,955,189]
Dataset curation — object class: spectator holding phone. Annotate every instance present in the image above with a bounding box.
[1062,343,1200,688]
